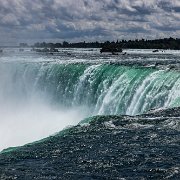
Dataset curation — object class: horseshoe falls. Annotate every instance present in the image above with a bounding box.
[0,49,180,151]
[2,62,180,113]
[1,49,180,179]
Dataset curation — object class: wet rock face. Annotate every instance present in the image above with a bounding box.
[0,108,180,179]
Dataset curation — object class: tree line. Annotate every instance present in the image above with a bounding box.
[32,37,180,50]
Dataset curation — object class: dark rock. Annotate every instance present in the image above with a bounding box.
[152,49,159,53]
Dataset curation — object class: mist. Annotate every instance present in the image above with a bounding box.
[0,61,87,152]
[0,102,86,152]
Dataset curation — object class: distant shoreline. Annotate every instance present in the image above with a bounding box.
[32,37,180,50]
[1,38,180,50]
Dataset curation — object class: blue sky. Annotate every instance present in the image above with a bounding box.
[0,0,180,45]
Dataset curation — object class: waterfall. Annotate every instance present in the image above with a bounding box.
[1,62,180,116]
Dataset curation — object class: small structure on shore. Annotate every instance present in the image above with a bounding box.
[100,46,122,55]
[152,49,159,53]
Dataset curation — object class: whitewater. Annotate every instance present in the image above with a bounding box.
[0,48,180,151]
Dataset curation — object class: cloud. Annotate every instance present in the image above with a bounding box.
[0,0,179,45]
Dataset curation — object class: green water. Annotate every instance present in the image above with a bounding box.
[1,62,180,115]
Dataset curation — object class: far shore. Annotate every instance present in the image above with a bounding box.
[0,37,180,50]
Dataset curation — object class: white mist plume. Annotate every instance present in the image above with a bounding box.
[0,99,86,151]
[0,62,87,151]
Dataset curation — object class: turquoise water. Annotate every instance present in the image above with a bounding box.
[1,62,180,116]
